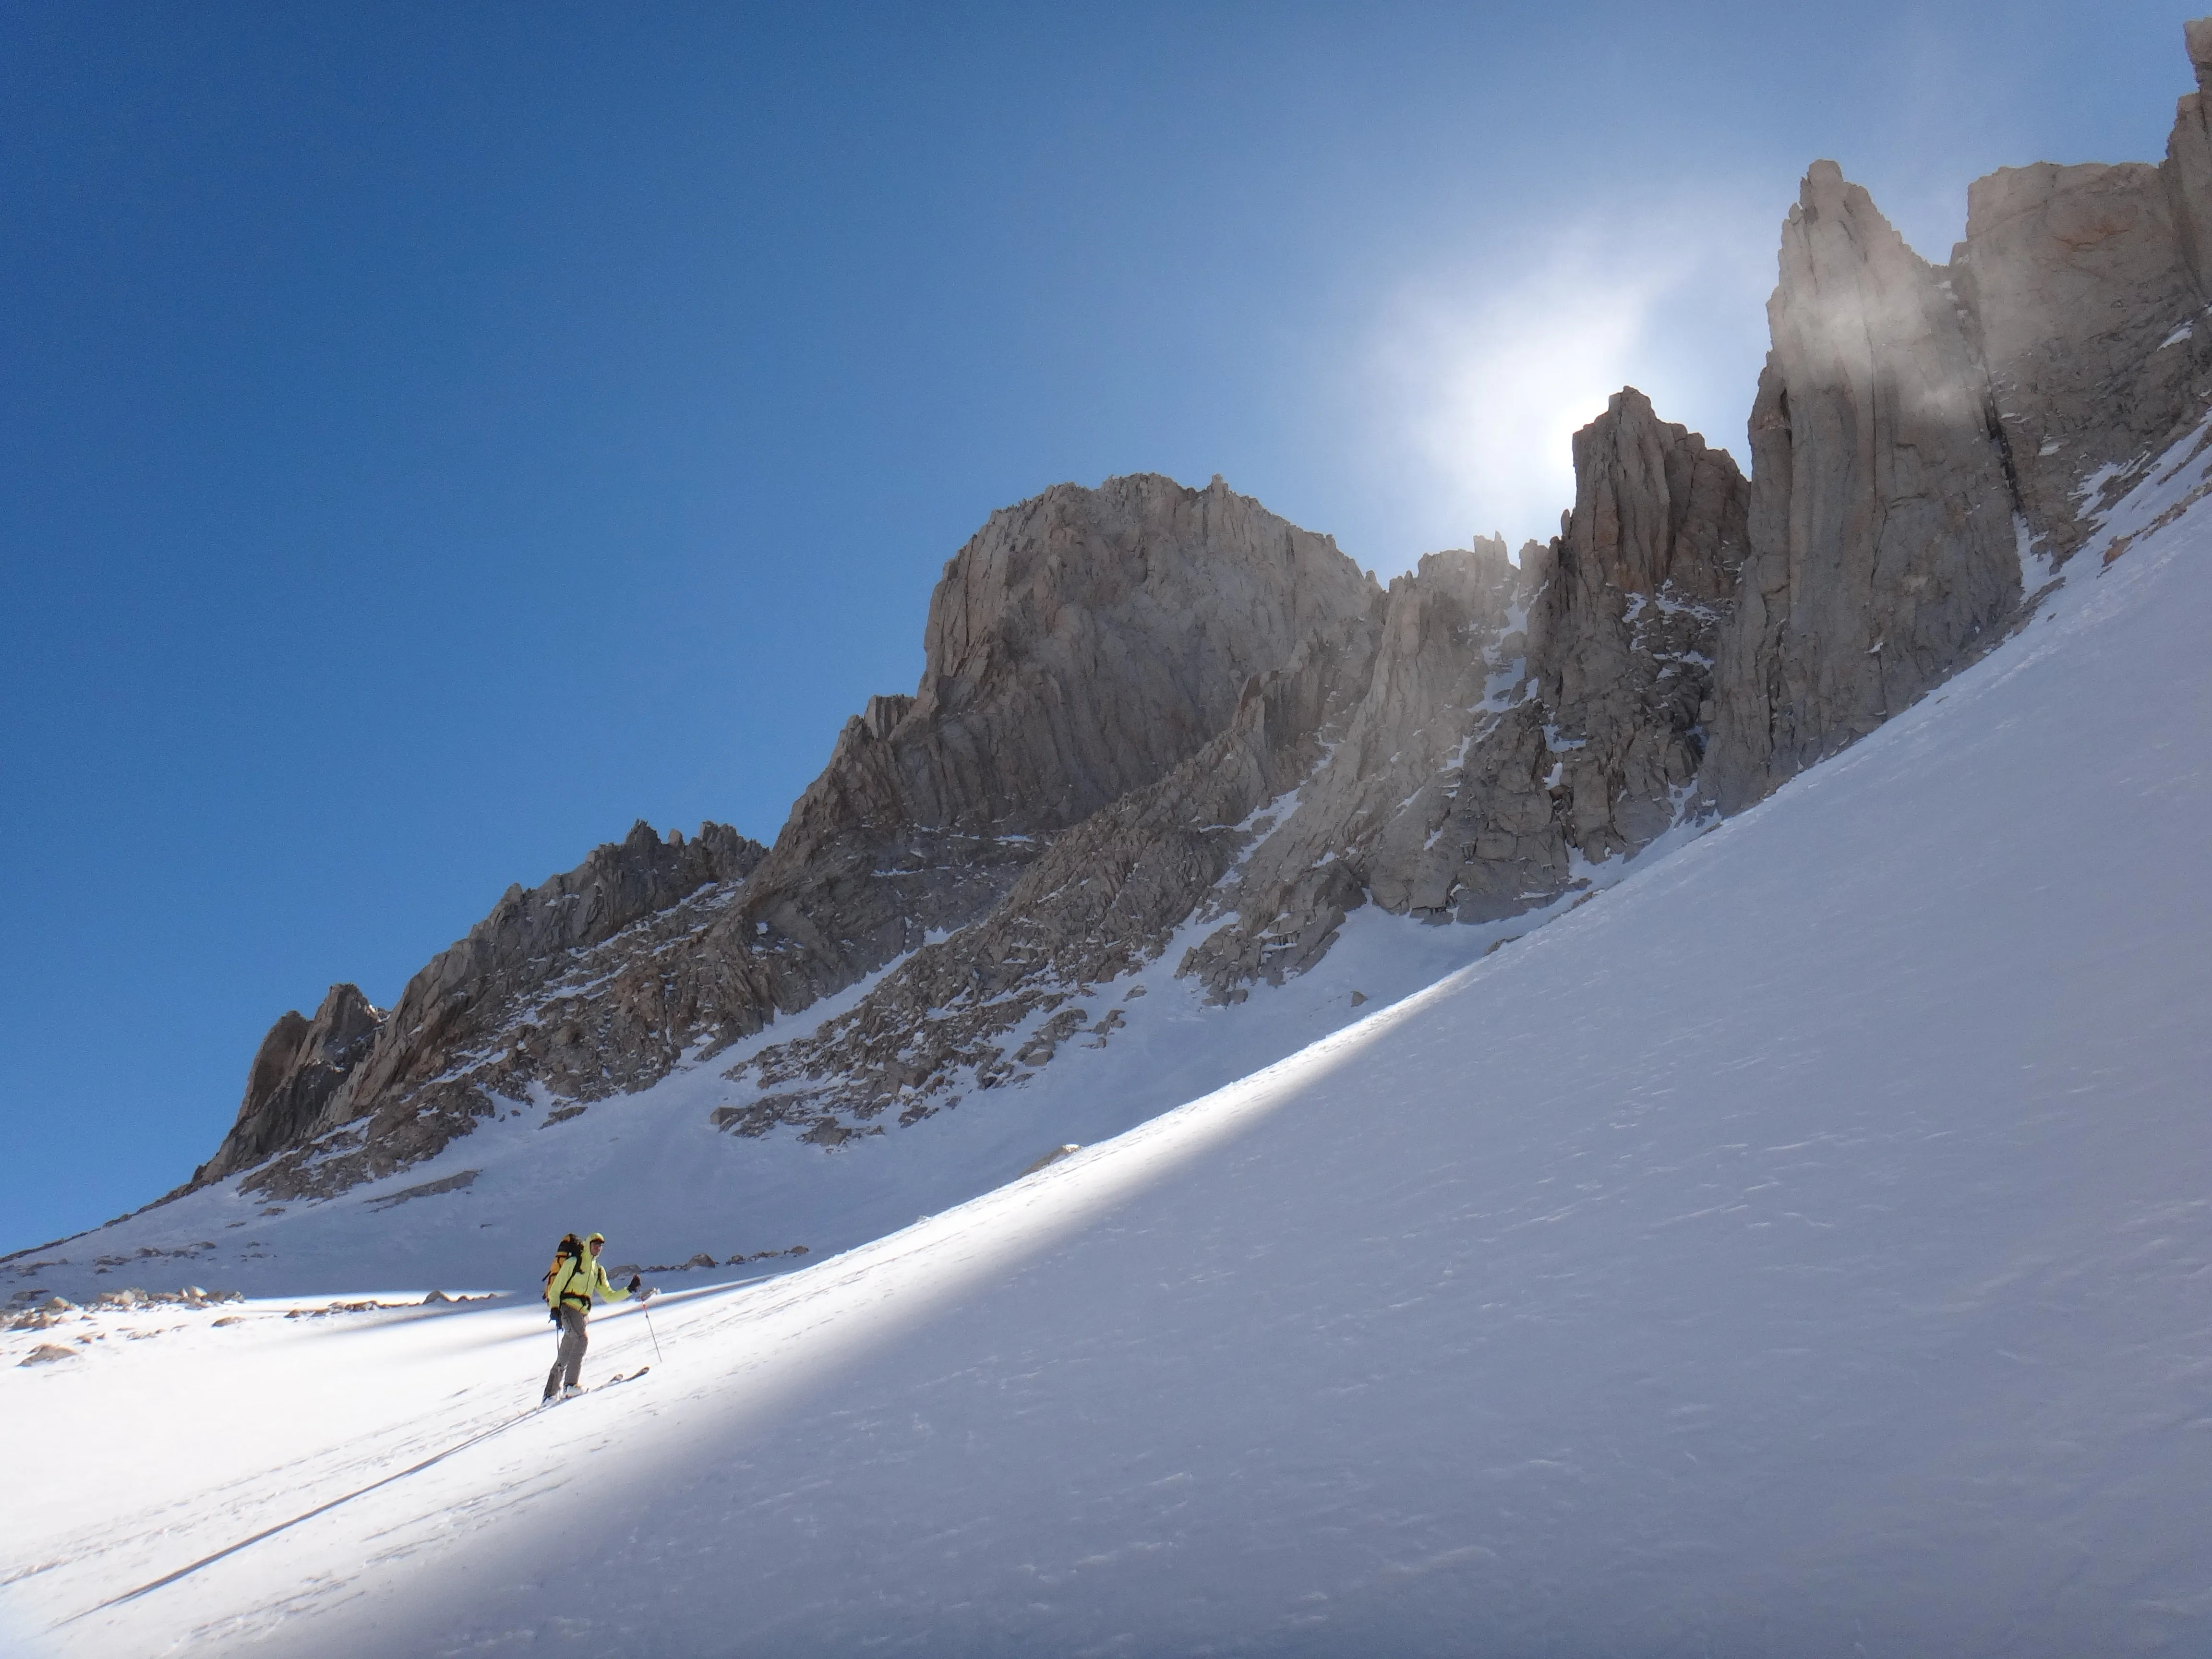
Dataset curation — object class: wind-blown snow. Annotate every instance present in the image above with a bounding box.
[10,432,2212,1654]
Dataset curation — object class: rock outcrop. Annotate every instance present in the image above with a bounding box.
[228,819,766,1197]
[724,608,1385,1136]
[2168,20,2212,289]
[1182,389,1744,997]
[198,984,383,1185]
[1947,25,2212,565]
[716,388,1746,1121]
[1178,536,1526,1001]
[670,473,1383,1040]
[769,473,1374,849]
[1525,389,1748,862]
[1701,162,2024,813]
[1707,28,2212,812]
[1954,158,2212,561]
[226,477,1378,1197]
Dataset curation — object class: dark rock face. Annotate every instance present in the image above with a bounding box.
[735,391,1746,1118]
[231,819,765,1198]
[1944,29,2212,567]
[668,472,1384,1051]
[1183,389,1744,992]
[1179,536,1528,994]
[669,480,1386,1136]
[2169,20,2212,289]
[778,472,1376,847]
[1526,388,1748,863]
[1707,28,2212,813]
[198,985,383,1185]
[733,609,1386,1134]
[1954,159,2212,562]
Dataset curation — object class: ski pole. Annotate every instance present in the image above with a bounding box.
[641,1294,664,1365]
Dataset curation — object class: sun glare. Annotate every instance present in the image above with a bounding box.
[1368,204,1773,554]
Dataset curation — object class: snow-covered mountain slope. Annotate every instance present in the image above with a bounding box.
[8,420,2212,1656]
[0,877,1574,1305]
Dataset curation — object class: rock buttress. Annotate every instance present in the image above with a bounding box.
[1702,161,2023,814]
[197,984,383,1186]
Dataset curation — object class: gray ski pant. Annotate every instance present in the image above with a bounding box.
[546,1303,589,1396]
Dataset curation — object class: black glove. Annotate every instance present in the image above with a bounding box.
[627,1274,642,1294]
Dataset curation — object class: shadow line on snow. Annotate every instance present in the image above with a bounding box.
[47,1275,774,1631]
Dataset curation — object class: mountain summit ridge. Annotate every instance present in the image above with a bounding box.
[16,18,2212,1287]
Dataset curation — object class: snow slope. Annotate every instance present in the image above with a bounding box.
[9,428,2212,1655]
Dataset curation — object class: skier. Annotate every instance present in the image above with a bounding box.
[542,1231,645,1402]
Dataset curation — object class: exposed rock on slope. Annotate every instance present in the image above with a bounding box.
[1708,33,2212,812]
[1955,157,2212,561]
[202,985,382,1185]
[726,609,1387,1136]
[1525,388,1748,863]
[1178,536,1526,1001]
[224,477,1378,1197]
[2168,19,2212,289]
[1945,22,2212,566]
[216,820,766,1196]
[662,473,1382,1041]
[790,472,1376,842]
[748,385,1749,1126]
[1701,162,2022,814]
[1184,388,1744,998]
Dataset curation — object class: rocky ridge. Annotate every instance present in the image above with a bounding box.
[1699,160,2023,811]
[204,819,768,1195]
[220,477,1376,1198]
[170,21,2212,1205]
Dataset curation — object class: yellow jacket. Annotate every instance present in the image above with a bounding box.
[546,1250,631,1312]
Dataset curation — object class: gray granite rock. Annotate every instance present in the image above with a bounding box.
[1181,537,1524,990]
[735,608,1385,1127]
[805,471,1375,840]
[197,984,383,1185]
[676,472,1382,1053]
[231,819,764,1198]
[223,477,1377,1195]
[2165,19,2212,294]
[1701,162,2023,814]
[1954,158,2212,562]
[1526,388,1746,862]
[1193,388,1743,983]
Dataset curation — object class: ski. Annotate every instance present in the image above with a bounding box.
[540,1365,649,1407]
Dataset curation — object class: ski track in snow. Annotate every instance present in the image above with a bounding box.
[8,431,2212,1653]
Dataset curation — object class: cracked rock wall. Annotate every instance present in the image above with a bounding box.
[1701,161,2024,815]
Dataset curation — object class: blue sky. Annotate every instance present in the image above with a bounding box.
[0,0,2188,1251]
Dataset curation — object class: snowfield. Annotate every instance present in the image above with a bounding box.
[9,428,2212,1655]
